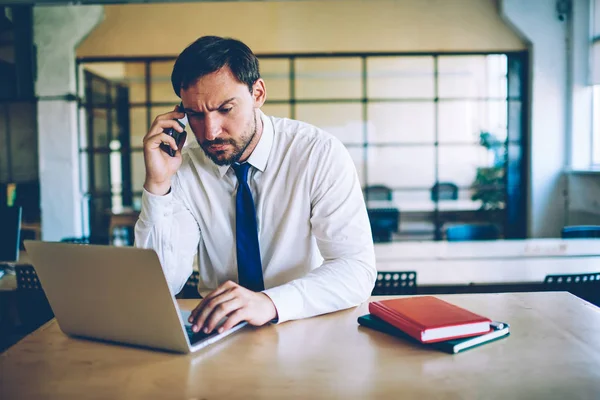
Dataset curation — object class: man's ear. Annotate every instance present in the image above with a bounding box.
[251,78,267,108]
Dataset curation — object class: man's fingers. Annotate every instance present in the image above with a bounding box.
[188,281,237,323]
[154,108,185,123]
[143,119,185,142]
[191,289,238,332]
[218,309,246,333]
[203,298,244,333]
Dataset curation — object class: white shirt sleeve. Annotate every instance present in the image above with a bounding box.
[263,137,377,323]
[134,175,200,295]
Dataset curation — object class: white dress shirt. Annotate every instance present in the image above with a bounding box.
[134,111,376,323]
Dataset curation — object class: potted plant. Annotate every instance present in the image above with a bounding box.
[471,131,505,210]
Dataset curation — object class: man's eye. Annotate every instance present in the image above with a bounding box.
[220,107,233,114]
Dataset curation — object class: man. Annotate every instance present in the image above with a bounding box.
[135,36,376,336]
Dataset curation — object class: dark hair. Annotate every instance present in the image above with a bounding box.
[171,36,260,97]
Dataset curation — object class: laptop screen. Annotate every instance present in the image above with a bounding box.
[0,206,22,262]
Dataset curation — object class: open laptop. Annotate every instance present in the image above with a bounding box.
[23,240,247,354]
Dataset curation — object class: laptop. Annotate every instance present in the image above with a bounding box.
[23,240,247,354]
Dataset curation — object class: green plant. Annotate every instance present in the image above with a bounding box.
[471,132,506,210]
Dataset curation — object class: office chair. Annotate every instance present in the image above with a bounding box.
[364,185,393,201]
[367,208,400,243]
[0,206,22,262]
[15,265,54,331]
[60,236,110,245]
[560,226,600,239]
[372,271,417,295]
[445,224,500,241]
[544,272,600,307]
[431,182,458,201]
[176,271,202,299]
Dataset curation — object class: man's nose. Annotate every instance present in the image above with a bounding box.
[204,114,222,141]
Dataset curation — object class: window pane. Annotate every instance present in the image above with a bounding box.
[594,86,600,164]
[367,102,435,144]
[262,103,291,119]
[131,151,146,193]
[438,145,490,187]
[438,100,507,144]
[296,103,363,144]
[129,107,148,149]
[91,108,109,148]
[347,147,365,185]
[367,147,435,188]
[367,57,434,99]
[439,56,506,99]
[151,61,179,104]
[259,58,290,100]
[121,62,146,103]
[94,153,111,192]
[295,58,361,99]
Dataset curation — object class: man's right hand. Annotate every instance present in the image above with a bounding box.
[142,106,187,195]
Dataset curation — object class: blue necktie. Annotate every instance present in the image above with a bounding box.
[232,162,264,292]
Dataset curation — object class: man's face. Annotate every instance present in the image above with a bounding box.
[180,67,265,166]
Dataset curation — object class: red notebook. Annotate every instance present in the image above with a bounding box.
[369,296,491,343]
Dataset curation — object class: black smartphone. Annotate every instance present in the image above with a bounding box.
[160,103,186,157]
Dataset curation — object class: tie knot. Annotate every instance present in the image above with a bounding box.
[232,162,251,183]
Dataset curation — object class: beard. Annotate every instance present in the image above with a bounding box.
[199,112,257,166]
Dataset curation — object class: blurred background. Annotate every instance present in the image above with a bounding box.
[0,0,598,245]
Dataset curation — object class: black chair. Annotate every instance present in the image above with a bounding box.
[431,182,458,201]
[561,226,600,239]
[544,272,600,307]
[60,236,110,245]
[367,208,400,243]
[176,271,202,299]
[0,206,22,262]
[364,185,393,201]
[372,271,417,295]
[15,265,54,330]
[445,224,500,241]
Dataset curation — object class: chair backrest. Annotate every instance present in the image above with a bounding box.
[364,185,393,201]
[431,182,458,201]
[176,271,202,299]
[544,272,600,307]
[16,264,44,291]
[561,225,600,239]
[372,271,417,295]
[367,208,400,243]
[0,206,22,261]
[445,224,500,241]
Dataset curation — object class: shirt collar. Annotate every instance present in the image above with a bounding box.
[215,110,273,178]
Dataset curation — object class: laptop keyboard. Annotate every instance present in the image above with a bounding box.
[185,324,219,344]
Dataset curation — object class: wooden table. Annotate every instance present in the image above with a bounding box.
[1,292,599,399]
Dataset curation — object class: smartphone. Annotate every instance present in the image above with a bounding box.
[160,102,186,157]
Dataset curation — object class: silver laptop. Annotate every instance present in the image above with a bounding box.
[23,240,247,354]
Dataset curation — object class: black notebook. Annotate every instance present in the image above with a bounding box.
[358,313,509,354]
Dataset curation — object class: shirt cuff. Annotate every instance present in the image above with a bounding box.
[262,283,305,324]
[139,188,175,224]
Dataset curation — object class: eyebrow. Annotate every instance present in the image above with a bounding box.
[183,97,237,114]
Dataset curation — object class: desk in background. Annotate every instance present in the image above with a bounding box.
[1,292,599,399]
[366,199,497,240]
[374,238,600,293]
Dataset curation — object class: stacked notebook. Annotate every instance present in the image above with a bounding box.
[360,296,510,354]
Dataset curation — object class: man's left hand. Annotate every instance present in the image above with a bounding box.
[188,280,278,334]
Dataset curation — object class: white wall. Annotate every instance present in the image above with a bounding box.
[34,5,104,241]
[500,0,569,237]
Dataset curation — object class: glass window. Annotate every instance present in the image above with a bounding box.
[296,103,363,144]
[367,56,434,99]
[295,58,361,99]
